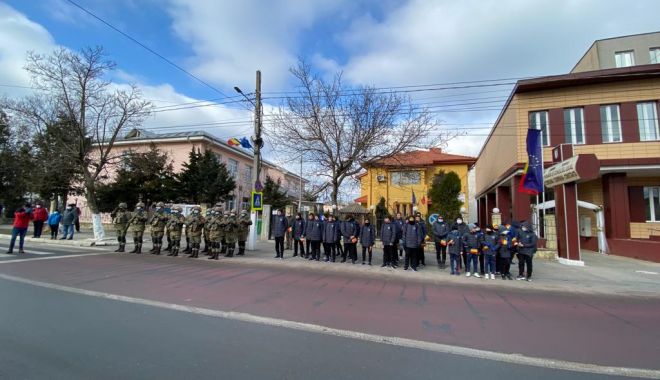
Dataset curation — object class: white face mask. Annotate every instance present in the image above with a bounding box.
[137,207,143,211]
[66,207,72,210]
[36,205,42,208]
[438,219,443,222]
[156,207,161,211]
[522,227,528,232]
[457,219,462,224]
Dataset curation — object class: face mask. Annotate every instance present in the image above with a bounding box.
[438,219,443,223]
[408,220,415,224]
[193,210,199,214]
[296,216,300,219]
[66,207,72,210]
[457,219,462,224]
[522,227,528,232]
[36,205,41,208]
[137,207,143,211]
[172,211,179,214]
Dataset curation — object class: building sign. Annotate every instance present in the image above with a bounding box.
[544,154,599,188]
[251,191,263,211]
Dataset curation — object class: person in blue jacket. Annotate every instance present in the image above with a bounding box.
[402,215,424,272]
[48,210,62,240]
[516,221,538,281]
[498,228,514,280]
[481,225,501,280]
[304,213,323,261]
[340,214,360,264]
[272,209,288,259]
[291,213,306,258]
[322,214,340,262]
[380,216,397,268]
[359,217,376,265]
[446,225,463,275]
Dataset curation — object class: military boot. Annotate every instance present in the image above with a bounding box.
[129,238,138,253]
[154,245,161,255]
[116,243,125,253]
[237,247,245,256]
[148,238,156,253]
[224,248,233,257]
[137,244,142,254]
[193,249,199,258]
[172,246,179,257]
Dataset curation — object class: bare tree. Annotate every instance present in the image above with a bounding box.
[270,61,450,206]
[3,47,151,241]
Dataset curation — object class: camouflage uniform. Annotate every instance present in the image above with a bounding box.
[203,209,212,253]
[207,207,223,260]
[111,203,130,253]
[219,211,229,254]
[148,202,168,255]
[186,206,205,258]
[166,206,185,257]
[223,211,239,257]
[237,210,253,256]
[128,202,148,253]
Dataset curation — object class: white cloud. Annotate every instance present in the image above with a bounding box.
[165,0,350,91]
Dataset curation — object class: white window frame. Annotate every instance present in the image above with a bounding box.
[529,111,550,146]
[650,48,660,64]
[390,171,421,185]
[637,102,660,141]
[244,165,252,184]
[615,50,635,68]
[564,107,585,145]
[600,104,622,143]
[644,186,660,222]
[228,158,239,178]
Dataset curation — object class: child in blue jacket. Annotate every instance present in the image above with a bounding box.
[48,210,62,240]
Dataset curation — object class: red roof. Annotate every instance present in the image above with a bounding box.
[354,195,368,203]
[368,148,475,167]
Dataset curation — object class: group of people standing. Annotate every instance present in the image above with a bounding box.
[271,211,538,281]
[5,202,80,254]
[110,202,252,260]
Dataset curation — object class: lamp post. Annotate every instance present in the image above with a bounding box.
[235,70,262,251]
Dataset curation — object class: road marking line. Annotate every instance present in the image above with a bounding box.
[635,271,659,275]
[0,252,113,264]
[0,273,657,379]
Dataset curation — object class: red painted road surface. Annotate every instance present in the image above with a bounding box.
[2,253,659,370]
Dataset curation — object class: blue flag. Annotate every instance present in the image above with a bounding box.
[519,128,544,195]
[411,190,417,205]
[240,137,253,149]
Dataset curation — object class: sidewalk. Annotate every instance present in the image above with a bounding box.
[0,225,116,247]
[2,224,659,297]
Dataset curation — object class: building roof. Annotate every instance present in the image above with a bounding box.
[366,148,476,168]
[114,128,307,182]
[338,203,370,215]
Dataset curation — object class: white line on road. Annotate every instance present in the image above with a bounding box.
[0,251,113,264]
[0,273,657,379]
[635,271,659,275]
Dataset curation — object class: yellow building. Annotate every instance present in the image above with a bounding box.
[356,148,476,217]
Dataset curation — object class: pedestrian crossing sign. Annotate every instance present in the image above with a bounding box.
[251,191,263,211]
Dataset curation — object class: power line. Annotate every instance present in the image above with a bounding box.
[65,0,232,100]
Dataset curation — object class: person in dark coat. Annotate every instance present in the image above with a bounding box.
[446,225,463,275]
[462,223,482,278]
[380,216,397,268]
[415,213,427,266]
[32,203,49,238]
[322,214,340,262]
[359,217,376,265]
[304,213,323,261]
[291,213,306,258]
[272,209,288,259]
[516,221,538,281]
[60,203,78,240]
[432,215,450,269]
[402,215,424,271]
[498,228,514,280]
[454,216,469,270]
[340,214,360,264]
[393,212,405,266]
[482,225,500,280]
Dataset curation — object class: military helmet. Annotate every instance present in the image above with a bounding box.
[173,206,183,212]
[205,208,212,215]
[224,211,230,216]
[240,209,248,215]
[156,201,165,207]
[192,206,201,212]
[136,202,145,208]
[214,202,224,208]
[213,206,222,213]
[118,202,127,209]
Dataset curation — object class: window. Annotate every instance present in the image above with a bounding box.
[650,48,660,64]
[600,105,622,143]
[244,165,252,184]
[637,102,660,141]
[564,107,585,145]
[529,111,550,146]
[644,187,660,221]
[214,153,223,163]
[390,171,421,185]
[615,50,635,68]
[228,158,239,178]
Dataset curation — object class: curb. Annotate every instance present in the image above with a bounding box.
[0,234,117,247]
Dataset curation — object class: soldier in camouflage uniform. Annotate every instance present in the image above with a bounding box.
[128,202,148,253]
[148,202,168,255]
[223,210,239,257]
[202,208,212,254]
[237,209,253,256]
[111,202,131,253]
[219,210,229,254]
[186,206,205,258]
[166,206,185,257]
[208,207,223,260]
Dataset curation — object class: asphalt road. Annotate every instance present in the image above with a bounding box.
[0,277,640,380]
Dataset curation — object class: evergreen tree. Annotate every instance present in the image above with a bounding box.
[375,196,389,231]
[263,175,288,211]
[427,171,463,221]
[175,148,235,206]
[0,111,30,217]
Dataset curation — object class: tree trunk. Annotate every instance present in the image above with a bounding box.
[331,179,339,209]
[84,182,106,241]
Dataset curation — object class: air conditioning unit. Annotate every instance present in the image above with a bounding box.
[376,175,387,182]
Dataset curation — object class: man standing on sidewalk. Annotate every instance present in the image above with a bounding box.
[273,209,288,259]
[60,203,78,240]
[6,204,33,254]
[148,202,168,255]
[432,215,450,269]
[236,209,252,256]
[32,203,48,238]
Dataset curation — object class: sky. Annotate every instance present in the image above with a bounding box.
[1,0,660,174]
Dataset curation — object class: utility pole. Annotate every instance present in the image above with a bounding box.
[298,154,303,211]
[247,70,262,251]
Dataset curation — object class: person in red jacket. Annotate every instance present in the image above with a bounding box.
[7,204,33,254]
[32,203,49,238]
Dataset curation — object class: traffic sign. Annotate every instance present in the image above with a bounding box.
[428,213,439,224]
[251,191,263,211]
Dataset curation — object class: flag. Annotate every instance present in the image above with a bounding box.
[411,191,417,205]
[421,196,427,205]
[227,138,241,147]
[239,137,253,149]
[518,128,544,195]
